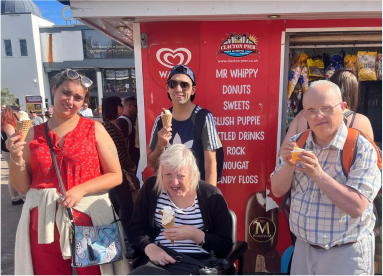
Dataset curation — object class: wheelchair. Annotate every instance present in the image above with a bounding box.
[126,209,248,275]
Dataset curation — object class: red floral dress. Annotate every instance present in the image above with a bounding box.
[29,117,101,236]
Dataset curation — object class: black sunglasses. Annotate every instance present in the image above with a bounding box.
[167,80,191,89]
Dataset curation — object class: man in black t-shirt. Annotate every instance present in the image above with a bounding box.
[117,96,139,167]
[148,64,222,186]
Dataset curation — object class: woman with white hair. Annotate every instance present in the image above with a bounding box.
[129,144,232,275]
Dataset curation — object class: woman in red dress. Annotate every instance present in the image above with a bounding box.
[6,69,128,275]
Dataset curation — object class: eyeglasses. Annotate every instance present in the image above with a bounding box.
[303,102,342,119]
[66,69,93,88]
[167,80,191,89]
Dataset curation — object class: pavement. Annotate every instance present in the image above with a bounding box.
[1,156,22,275]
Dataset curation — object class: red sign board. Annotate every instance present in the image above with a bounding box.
[141,20,288,273]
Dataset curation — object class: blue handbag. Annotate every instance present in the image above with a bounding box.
[44,123,123,267]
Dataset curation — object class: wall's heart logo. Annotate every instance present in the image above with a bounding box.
[156,48,192,68]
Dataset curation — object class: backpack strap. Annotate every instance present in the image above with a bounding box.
[194,108,209,147]
[296,130,310,149]
[343,111,356,128]
[340,128,359,177]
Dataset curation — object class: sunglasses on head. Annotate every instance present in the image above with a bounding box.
[167,80,191,89]
[65,69,93,88]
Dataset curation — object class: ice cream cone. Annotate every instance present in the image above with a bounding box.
[163,217,175,245]
[16,120,33,142]
[161,108,172,127]
[161,114,172,127]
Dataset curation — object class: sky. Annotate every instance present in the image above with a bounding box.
[34,0,82,25]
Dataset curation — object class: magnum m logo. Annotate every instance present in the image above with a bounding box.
[249,217,276,242]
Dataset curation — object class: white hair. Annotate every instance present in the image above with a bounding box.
[306,80,342,99]
[155,144,200,195]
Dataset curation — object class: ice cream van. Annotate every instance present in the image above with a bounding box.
[62,1,382,273]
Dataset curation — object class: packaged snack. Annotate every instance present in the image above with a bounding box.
[300,62,309,93]
[307,58,325,78]
[377,53,382,81]
[287,52,308,98]
[325,55,344,79]
[344,54,358,75]
[357,51,377,81]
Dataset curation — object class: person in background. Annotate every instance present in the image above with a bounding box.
[102,96,137,240]
[1,105,25,205]
[43,110,52,122]
[93,105,103,117]
[279,69,374,156]
[6,68,129,275]
[29,109,43,126]
[79,102,93,117]
[148,64,222,186]
[271,80,380,275]
[1,104,6,113]
[130,144,232,275]
[117,97,139,167]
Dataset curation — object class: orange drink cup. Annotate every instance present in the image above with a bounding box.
[291,149,304,164]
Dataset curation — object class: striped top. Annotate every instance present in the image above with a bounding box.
[154,192,209,254]
[102,120,135,173]
[272,122,381,249]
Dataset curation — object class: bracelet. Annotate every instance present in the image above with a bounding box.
[10,155,25,168]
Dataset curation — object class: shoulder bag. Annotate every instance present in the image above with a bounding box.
[44,123,123,267]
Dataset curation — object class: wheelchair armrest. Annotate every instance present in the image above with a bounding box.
[219,241,248,270]
[125,242,140,260]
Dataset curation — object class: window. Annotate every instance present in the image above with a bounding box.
[4,40,12,56]
[19,39,28,56]
[82,30,134,59]
[103,69,136,94]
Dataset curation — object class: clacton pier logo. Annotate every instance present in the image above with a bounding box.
[217,33,260,58]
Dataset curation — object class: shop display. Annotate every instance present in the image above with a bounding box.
[286,49,382,130]
[377,54,382,81]
[287,52,308,98]
[344,54,358,75]
[325,54,344,79]
[358,51,378,81]
[307,57,325,79]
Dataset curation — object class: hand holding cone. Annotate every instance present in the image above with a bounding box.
[16,120,33,142]
[161,108,172,127]
[159,207,176,245]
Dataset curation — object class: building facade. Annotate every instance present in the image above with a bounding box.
[1,0,135,112]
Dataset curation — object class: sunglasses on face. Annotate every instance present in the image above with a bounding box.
[66,69,93,88]
[167,80,191,89]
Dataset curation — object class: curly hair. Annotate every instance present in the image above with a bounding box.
[1,105,19,131]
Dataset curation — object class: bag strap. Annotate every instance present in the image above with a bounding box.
[118,115,133,135]
[43,122,75,222]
